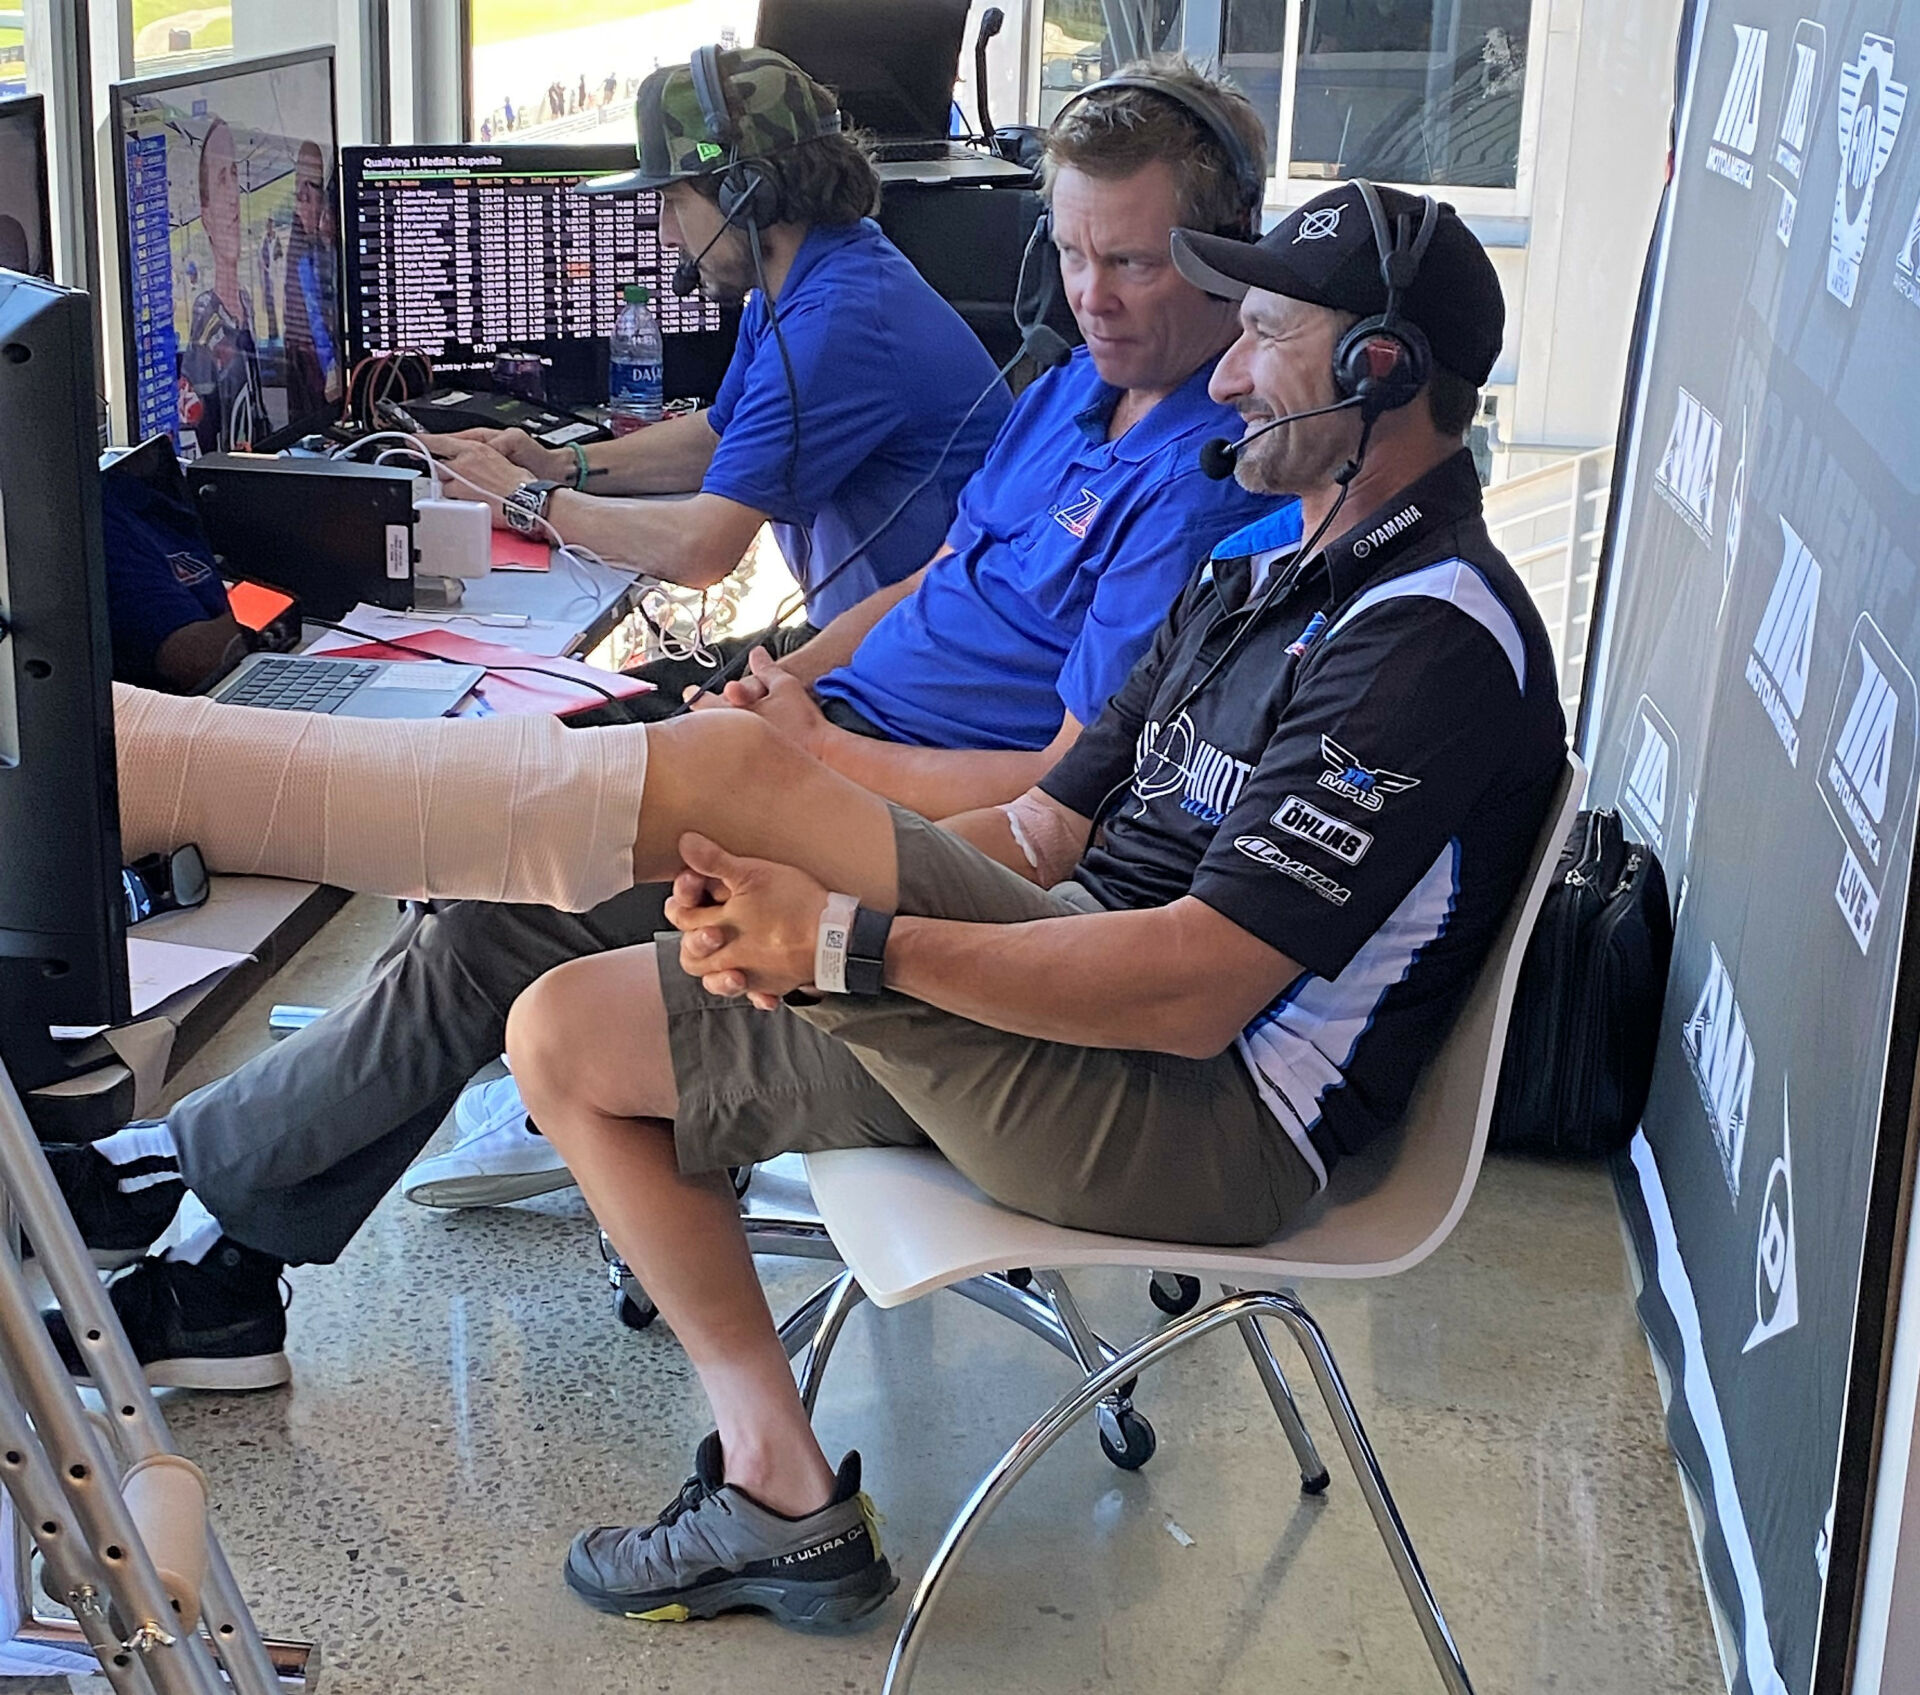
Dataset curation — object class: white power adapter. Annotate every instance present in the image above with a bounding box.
[414,492,493,580]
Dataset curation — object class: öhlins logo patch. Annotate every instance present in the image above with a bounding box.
[1271,794,1373,865]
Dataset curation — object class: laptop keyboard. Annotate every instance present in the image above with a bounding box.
[222,656,382,714]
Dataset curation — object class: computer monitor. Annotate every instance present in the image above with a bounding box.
[342,144,738,409]
[757,0,971,141]
[0,270,130,1105]
[0,96,54,281]
[111,47,343,457]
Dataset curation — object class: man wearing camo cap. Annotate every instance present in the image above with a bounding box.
[431,46,1011,630]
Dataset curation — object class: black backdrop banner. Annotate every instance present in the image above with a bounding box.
[1584,2,1920,1691]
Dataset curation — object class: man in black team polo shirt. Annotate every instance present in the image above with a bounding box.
[492,181,1569,1629]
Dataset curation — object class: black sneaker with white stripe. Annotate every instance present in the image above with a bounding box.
[39,1140,184,1269]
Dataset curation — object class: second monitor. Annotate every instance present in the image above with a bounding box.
[343,144,738,411]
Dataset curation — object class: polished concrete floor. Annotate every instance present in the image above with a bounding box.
[37,895,1725,1694]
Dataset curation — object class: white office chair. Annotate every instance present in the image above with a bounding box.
[777,753,1586,1695]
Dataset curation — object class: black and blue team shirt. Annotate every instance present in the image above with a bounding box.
[815,347,1274,750]
[701,218,1012,625]
[1041,451,1567,1185]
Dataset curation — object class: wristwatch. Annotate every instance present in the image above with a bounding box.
[503,479,565,536]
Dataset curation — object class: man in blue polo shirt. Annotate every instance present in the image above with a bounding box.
[429,47,1008,629]
[41,67,1283,1381]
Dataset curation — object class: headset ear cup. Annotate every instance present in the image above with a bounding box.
[1333,317,1431,415]
[719,162,779,226]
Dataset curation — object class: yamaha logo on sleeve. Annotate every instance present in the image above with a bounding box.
[1271,795,1373,865]
[1815,614,1917,953]
[1706,23,1768,188]
[1745,516,1822,766]
[1619,697,1677,854]
[1743,1082,1800,1354]
[1828,33,1908,307]
[1682,943,1754,1200]
[1652,389,1722,541]
[1769,19,1828,242]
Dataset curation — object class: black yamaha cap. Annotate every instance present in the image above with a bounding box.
[1171,182,1505,386]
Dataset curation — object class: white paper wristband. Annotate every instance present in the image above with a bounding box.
[814,892,860,994]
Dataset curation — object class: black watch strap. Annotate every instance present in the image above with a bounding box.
[843,906,894,998]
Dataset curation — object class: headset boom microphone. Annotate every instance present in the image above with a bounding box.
[1198,394,1365,481]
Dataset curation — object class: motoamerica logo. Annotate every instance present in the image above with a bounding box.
[1743,1081,1800,1353]
[1653,388,1721,541]
[1052,487,1103,540]
[1745,516,1821,766]
[1620,697,1676,854]
[1707,23,1768,187]
[1682,943,1754,1199]
[1817,614,1918,953]
[1829,33,1908,308]
[1769,19,1828,243]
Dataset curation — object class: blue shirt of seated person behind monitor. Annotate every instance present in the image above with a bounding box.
[701,217,1012,626]
[815,345,1276,751]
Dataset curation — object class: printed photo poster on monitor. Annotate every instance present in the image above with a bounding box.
[1583,3,1920,1691]
[119,54,340,455]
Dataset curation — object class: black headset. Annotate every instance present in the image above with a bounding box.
[688,44,785,227]
[1333,178,1439,421]
[1046,72,1266,240]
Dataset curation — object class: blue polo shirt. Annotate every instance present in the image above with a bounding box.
[702,218,1011,624]
[815,347,1277,749]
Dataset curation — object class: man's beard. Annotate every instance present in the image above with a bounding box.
[1236,415,1359,498]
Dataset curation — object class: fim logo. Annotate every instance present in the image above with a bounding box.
[1653,388,1721,541]
[1897,193,1920,308]
[1818,614,1918,953]
[1828,33,1909,308]
[1770,20,1829,243]
[1619,696,1676,854]
[1707,23,1768,187]
[1745,516,1822,766]
[1743,1081,1800,1353]
[1682,943,1754,1200]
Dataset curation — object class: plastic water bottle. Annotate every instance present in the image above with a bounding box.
[609,284,665,434]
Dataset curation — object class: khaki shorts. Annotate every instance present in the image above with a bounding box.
[660,809,1317,1247]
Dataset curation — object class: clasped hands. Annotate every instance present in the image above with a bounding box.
[666,833,831,1010]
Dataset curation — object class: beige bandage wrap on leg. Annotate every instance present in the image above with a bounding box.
[113,684,648,912]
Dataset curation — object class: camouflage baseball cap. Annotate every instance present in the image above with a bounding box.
[580,47,843,196]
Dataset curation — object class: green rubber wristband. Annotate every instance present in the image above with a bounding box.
[570,441,590,490]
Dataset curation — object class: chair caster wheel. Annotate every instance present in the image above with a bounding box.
[1148,1273,1201,1316]
[613,1288,658,1331]
[1301,1468,1331,1496]
[1097,1407,1156,1470]
[1003,1267,1033,1289]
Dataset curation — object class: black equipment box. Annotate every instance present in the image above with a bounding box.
[188,454,417,620]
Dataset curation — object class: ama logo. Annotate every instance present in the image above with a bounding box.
[1745,516,1821,766]
[1770,20,1828,243]
[1620,697,1677,854]
[1683,943,1754,1200]
[1828,33,1909,307]
[1051,487,1102,540]
[1817,614,1917,952]
[1707,23,1769,187]
[1743,1080,1800,1353]
[1653,388,1721,541]
[1895,191,1920,307]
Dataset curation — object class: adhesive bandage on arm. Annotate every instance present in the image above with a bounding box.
[999,790,1087,888]
[112,684,649,912]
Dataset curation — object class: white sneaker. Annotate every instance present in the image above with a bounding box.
[402,1075,576,1209]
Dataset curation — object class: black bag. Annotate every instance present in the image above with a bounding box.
[1490,808,1674,1159]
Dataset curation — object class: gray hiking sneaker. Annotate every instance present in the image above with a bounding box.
[565,1431,896,1631]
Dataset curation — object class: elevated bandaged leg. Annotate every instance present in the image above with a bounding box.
[112,684,649,912]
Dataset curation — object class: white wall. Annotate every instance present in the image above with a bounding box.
[1503,0,1682,458]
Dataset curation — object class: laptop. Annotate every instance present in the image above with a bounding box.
[756,0,975,159]
[207,650,485,719]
